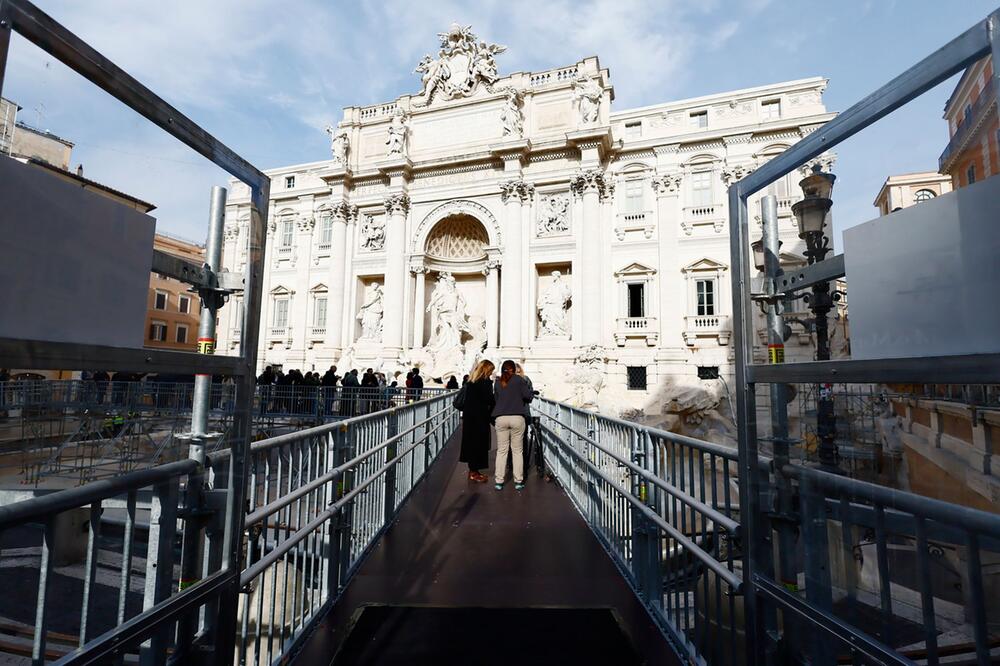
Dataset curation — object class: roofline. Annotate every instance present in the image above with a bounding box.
[14,121,75,147]
[25,158,156,212]
[610,76,828,118]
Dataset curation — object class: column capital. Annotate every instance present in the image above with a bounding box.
[720,161,756,187]
[296,215,316,232]
[224,223,240,240]
[482,257,502,276]
[331,201,357,224]
[409,264,430,275]
[570,168,611,200]
[651,173,683,196]
[499,179,534,203]
[383,192,411,216]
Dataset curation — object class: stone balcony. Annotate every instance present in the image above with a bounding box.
[309,326,327,339]
[614,316,658,346]
[614,211,654,241]
[683,314,731,346]
[681,204,725,235]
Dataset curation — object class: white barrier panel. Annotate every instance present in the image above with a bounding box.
[0,156,155,348]
[843,173,1000,360]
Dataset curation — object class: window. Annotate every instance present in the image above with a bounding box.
[273,298,289,329]
[281,220,294,247]
[319,214,333,246]
[696,279,716,316]
[149,321,167,342]
[967,164,977,185]
[913,189,936,202]
[761,99,781,121]
[627,283,645,317]
[625,121,641,139]
[691,170,713,206]
[964,103,973,124]
[284,175,295,189]
[697,366,719,380]
[313,296,328,328]
[175,324,188,344]
[626,366,648,391]
[233,298,244,332]
[625,179,643,213]
[153,290,168,310]
[689,111,708,129]
[178,294,191,314]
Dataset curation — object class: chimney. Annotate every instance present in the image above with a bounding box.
[76,163,83,177]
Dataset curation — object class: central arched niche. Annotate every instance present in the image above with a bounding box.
[424,213,489,262]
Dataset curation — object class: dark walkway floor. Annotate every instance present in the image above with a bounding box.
[294,428,679,666]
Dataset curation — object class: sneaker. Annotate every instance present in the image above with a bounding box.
[515,482,525,491]
[494,483,504,491]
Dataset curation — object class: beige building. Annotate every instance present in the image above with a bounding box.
[0,97,17,155]
[10,121,73,170]
[146,233,204,351]
[872,171,952,215]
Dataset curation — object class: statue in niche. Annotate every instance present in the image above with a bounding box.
[359,214,385,251]
[499,87,523,138]
[537,195,569,235]
[325,126,349,164]
[537,271,572,337]
[357,284,384,341]
[426,272,470,354]
[572,76,603,125]
[385,108,410,157]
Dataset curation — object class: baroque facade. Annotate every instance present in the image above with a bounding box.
[218,24,835,415]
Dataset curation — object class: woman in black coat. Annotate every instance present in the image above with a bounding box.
[459,360,495,483]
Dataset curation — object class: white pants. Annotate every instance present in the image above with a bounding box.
[494,415,526,484]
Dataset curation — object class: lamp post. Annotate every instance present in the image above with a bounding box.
[791,165,840,472]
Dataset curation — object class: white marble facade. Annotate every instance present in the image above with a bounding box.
[218,23,836,415]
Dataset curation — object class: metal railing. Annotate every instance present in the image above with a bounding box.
[531,397,745,665]
[0,392,457,665]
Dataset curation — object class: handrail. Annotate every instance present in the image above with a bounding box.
[534,410,740,534]
[535,420,743,590]
[0,458,198,528]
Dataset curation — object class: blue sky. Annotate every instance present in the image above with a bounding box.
[4,0,997,246]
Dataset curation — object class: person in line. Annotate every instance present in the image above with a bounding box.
[341,368,360,417]
[514,363,537,475]
[460,360,495,483]
[445,375,459,390]
[411,367,424,400]
[321,365,339,415]
[462,374,470,386]
[492,359,533,491]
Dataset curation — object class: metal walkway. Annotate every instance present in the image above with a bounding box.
[293,427,677,665]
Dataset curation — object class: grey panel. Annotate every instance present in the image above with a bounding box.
[843,174,1000,360]
[0,156,155,349]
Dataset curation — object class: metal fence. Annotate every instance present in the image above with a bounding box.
[532,397,745,665]
[0,392,457,665]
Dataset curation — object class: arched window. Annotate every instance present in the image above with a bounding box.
[913,189,936,202]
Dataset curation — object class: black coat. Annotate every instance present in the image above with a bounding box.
[460,378,495,471]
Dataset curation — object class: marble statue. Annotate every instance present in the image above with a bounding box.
[572,76,603,124]
[499,87,523,138]
[357,284,384,340]
[426,272,470,353]
[415,24,506,103]
[359,214,385,251]
[538,271,572,336]
[325,126,349,164]
[537,194,569,235]
[386,108,410,157]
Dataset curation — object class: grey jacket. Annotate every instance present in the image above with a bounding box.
[492,374,533,419]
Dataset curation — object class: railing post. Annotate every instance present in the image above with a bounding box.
[140,480,179,666]
[337,425,356,586]
[384,407,399,524]
[800,473,835,666]
[630,427,651,599]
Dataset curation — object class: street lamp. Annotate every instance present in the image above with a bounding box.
[791,163,840,472]
[751,238,782,273]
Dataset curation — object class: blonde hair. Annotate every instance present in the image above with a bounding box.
[515,363,525,377]
[469,360,495,383]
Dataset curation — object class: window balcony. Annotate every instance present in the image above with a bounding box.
[681,204,725,235]
[309,326,327,338]
[269,326,287,338]
[683,314,731,346]
[614,316,658,346]
[614,211,654,240]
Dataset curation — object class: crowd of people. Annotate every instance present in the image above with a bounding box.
[456,359,536,491]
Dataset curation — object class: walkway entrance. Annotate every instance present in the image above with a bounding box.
[294,428,678,665]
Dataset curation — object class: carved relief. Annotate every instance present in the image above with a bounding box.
[359,214,385,251]
[536,194,570,235]
[414,24,507,104]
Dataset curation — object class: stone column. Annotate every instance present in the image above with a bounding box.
[499,180,533,356]
[411,264,428,348]
[340,212,358,349]
[326,202,353,353]
[571,169,608,346]
[382,193,410,354]
[653,173,683,347]
[484,257,501,350]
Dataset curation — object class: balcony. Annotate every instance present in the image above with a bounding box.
[681,204,725,235]
[939,78,995,172]
[614,316,658,346]
[269,326,287,338]
[683,314,731,346]
[614,211,654,240]
[309,326,327,338]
